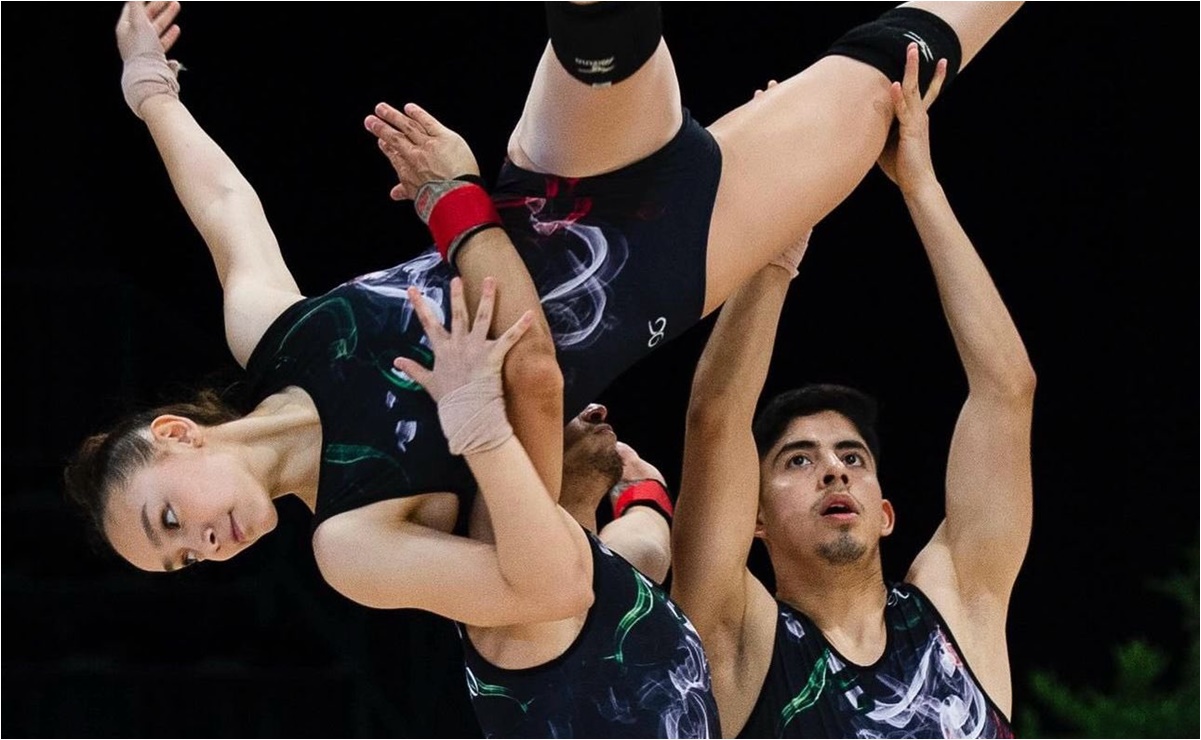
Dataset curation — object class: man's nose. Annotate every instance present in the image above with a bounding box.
[582,403,608,423]
[821,471,850,487]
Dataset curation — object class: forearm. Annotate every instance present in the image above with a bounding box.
[455,228,565,498]
[599,508,671,584]
[688,266,791,425]
[463,437,591,611]
[904,183,1035,398]
[140,95,275,287]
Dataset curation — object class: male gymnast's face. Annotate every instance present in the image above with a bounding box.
[757,410,894,567]
[562,403,623,491]
[104,415,279,573]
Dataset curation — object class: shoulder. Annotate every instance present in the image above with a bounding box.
[226,284,307,368]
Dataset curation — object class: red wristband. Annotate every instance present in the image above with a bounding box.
[426,184,502,263]
[612,479,674,521]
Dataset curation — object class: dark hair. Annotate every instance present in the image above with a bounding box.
[63,389,242,547]
[752,384,881,462]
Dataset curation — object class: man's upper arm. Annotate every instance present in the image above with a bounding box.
[672,413,772,656]
[910,389,1034,603]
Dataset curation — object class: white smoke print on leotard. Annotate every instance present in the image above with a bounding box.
[513,196,630,351]
[773,586,1010,739]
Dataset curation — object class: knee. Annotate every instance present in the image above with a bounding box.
[545,1,663,86]
[823,7,963,94]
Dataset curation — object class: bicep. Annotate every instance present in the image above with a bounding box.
[671,421,763,639]
[919,393,1034,600]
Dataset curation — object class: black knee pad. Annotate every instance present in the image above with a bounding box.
[824,7,962,94]
[545,2,663,87]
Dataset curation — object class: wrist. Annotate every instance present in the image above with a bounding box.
[900,177,944,203]
[415,180,503,266]
[121,53,181,121]
[611,479,674,522]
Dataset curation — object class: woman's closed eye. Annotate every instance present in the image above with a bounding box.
[162,505,180,530]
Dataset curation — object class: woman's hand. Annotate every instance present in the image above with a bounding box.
[394,277,533,456]
[395,277,531,402]
[116,1,183,118]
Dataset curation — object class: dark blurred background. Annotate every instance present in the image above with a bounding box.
[4,3,1196,737]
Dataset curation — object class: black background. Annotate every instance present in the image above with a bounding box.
[3,3,1196,737]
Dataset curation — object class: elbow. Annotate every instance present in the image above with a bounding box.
[975,355,1037,405]
[686,392,746,437]
[503,346,563,410]
[562,574,596,616]
[638,540,672,585]
[999,358,1037,403]
[533,562,594,620]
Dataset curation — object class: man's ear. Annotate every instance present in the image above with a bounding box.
[754,506,769,542]
[880,498,896,538]
[148,415,203,447]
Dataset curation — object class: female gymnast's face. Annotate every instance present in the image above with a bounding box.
[103,416,279,573]
[757,410,893,566]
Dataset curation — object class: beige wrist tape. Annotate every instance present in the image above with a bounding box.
[770,229,812,280]
[437,376,513,456]
[121,53,180,119]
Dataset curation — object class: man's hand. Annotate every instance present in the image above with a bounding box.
[614,442,667,490]
[608,442,672,521]
[364,103,480,202]
[877,43,947,195]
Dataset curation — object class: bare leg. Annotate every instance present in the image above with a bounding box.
[484,1,683,494]
[508,34,682,176]
[703,2,1023,315]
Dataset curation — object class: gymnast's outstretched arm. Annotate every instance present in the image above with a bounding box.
[116,1,303,367]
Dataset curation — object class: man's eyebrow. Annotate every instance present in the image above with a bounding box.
[835,440,870,453]
[773,440,816,466]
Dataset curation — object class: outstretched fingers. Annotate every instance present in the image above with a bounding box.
[147,1,180,34]
[753,79,780,100]
[374,102,429,146]
[924,59,949,107]
[405,286,449,343]
[402,103,445,138]
[470,277,498,339]
[490,310,535,365]
[448,277,469,336]
[893,44,950,116]
[392,355,433,388]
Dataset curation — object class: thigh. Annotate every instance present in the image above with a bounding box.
[703,56,894,315]
[507,40,684,178]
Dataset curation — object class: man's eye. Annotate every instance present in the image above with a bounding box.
[786,455,811,469]
[845,453,864,466]
[163,507,180,530]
